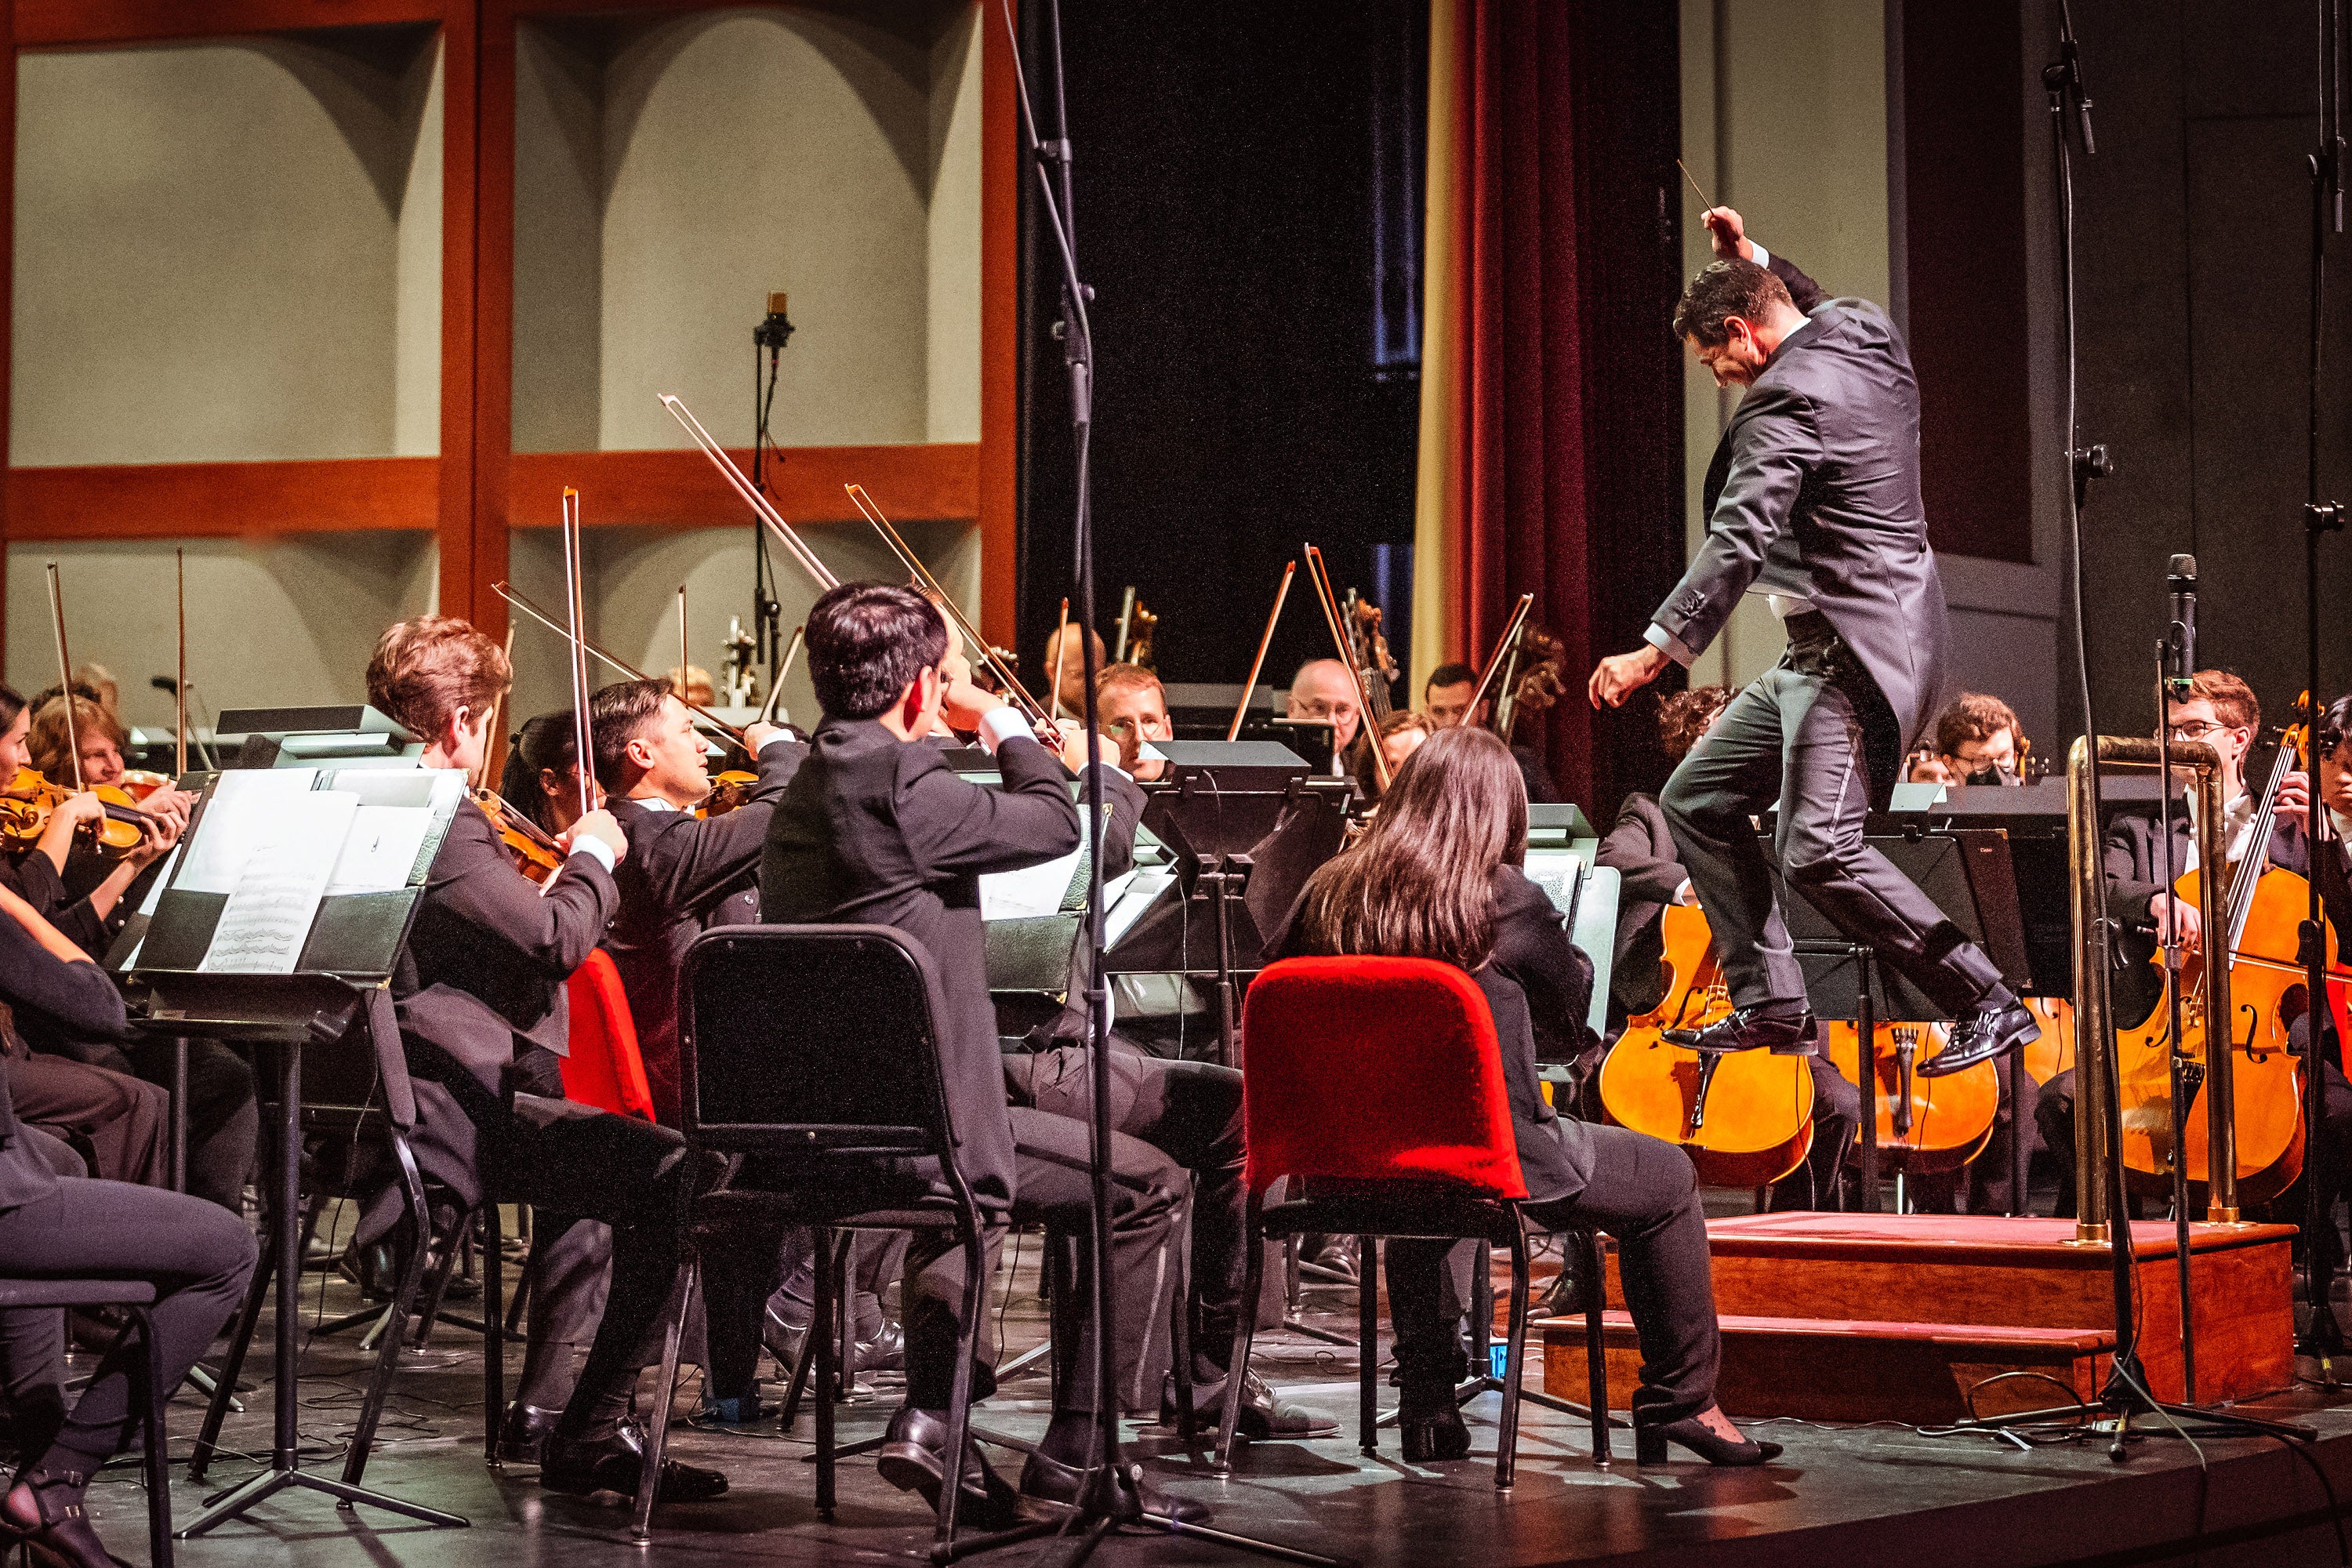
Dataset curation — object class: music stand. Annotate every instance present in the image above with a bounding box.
[1762,825,2034,1214]
[125,762,470,1535]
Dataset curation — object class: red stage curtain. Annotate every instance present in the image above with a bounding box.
[1427,0,1684,818]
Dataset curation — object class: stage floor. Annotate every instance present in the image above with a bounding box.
[61,1205,2352,1568]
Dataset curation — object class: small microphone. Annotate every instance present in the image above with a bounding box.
[2164,554,2197,696]
[151,675,179,695]
[753,289,794,352]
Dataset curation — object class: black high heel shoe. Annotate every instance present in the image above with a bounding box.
[1632,1414,1781,1467]
[1399,1406,1472,1464]
[7,1468,132,1568]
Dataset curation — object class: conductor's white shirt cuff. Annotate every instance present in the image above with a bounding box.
[1643,623,1697,667]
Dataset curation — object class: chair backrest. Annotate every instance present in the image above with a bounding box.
[678,924,960,1167]
[1239,956,1528,1200]
[562,949,657,1121]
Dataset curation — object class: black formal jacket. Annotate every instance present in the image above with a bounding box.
[604,735,808,1123]
[759,716,1081,1213]
[0,908,129,1210]
[0,851,108,958]
[1269,865,1595,1205]
[1650,247,1951,753]
[1002,764,1148,1050]
[393,800,618,1105]
[1596,791,1684,1026]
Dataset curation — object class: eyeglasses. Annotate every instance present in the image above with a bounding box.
[2160,720,2232,742]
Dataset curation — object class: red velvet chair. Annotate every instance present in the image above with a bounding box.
[1216,955,1610,1490]
[562,949,657,1122]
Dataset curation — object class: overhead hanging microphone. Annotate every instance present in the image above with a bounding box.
[2164,553,2197,697]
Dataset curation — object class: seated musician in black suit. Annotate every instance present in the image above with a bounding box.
[367,616,726,1506]
[2038,672,2349,1216]
[1597,687,1859,1211]
[0,878,255,1568]
[1270,726,1776,1466]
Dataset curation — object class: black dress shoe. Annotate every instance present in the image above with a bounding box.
[874,1406,1028,1529]
[1304,1236,1359,1283]
[1399,1407,1471,1464]
[858,1319,906,1373]
[540,1421,728,1503]
[760,1303,807,1370]
[497,1401,562,1466]
[1918,997,2039,1076]
[1163,1367,1337,1439]
[1664,1007,1817,1055]
[1017,1446,1212,1524]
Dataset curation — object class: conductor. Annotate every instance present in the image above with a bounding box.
[1588,208,2036,1076]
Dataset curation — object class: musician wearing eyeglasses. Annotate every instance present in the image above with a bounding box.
[1907,693,2030,788]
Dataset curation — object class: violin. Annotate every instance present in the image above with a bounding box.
[1494,626,1569,743]
[116,770,172,803]
[0,766,156,856]
[472,789,564,884]
[1821,1018,1999,1176]
[2112,722,2321,1204]
[1598,904,1818,1187]
[700,769,759,818]
[1341,591,1400,730]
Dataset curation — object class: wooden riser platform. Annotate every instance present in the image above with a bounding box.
[1545,1311,2118,1424]
[1544,1212,2296,1421]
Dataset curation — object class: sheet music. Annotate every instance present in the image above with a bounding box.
[1104,868,1171,947]
[981,844,1087,921]
[1522,849,1588,914]
[198,790,358,973]
[176,769,321,894]
[324,770,466,894]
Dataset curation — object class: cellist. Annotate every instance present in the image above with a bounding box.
[2034,671,2344,1218]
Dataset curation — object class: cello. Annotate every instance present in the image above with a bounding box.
[2112,731,2323,1204]
[1599,903,1817,1188]
[1820,1018,2000,1179]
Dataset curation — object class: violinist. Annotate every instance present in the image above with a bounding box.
[1271,726,1777,1466]
[1599,687,1860,1210]
[2034,670,2336,1214]
[1042,621,1104,718]
[365,615,729,1507]
[1421,663,1561,804]
[1379,710,1436,776]
[1288,658,1373,789]
[1098,662,1174,781]
[2,689,185,950]
[1910,694,2027,788]
[497,713,597,836]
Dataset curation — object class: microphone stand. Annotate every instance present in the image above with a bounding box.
[996,6,1335,1563]
[750,303,793,699]
[2296,0,2347,1380]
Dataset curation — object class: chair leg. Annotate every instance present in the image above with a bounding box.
[343,1185,438,1486]
[1496,1217,1531,1493]
[408,1206,467,1349]
[1167,1242,1199,1454]
[187,1232,272,1483]
[1214,1196,1266,1474]
[133,1308,172,1568]
[814,1229,837,1518]
[503,1254,533,1337]
[631,1257,695,1546]
[936,1214,987,1557]
[1584,1231,1611,1467]
[778,1291,815,1432]
[1358,1236,1378,1455]
[480,1203,505,1468]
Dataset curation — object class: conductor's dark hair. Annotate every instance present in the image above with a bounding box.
[588,679,673,790]
[1672,257,1795,347]
[1425,662,1476,695]
[499,711,579,833]
[807,582,949,720]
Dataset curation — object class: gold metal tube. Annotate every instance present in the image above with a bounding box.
[2194,760,2238,1220]
[2067,735,2114,1243]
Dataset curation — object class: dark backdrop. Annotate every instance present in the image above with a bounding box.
[1014,0,1428,690]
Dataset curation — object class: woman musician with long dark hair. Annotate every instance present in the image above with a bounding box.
[1268,725,1776,1466]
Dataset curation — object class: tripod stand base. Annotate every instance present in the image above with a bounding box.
[178,1463,469,1537]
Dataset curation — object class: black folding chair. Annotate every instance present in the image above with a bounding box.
[634,924,1026,1555]
[0,1278,173,1568]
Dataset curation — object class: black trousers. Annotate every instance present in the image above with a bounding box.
[5,1056,166,1189]
[66,1038,258,1211]
[1386,1121,1720,1425]
[0,1174,256,1473]
[513,1217,612,1413]
[1660,626,2005,1017]
[1004,1040,1247,1385]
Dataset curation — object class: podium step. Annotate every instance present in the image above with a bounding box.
[1542,1311,2119,1425]
[1592,1213,2296,1406]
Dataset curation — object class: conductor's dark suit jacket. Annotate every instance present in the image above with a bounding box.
[1653,249,1951,752]
[759,717,1081,1214]
[605,734,808,1124]
[1596,791,1685,1026]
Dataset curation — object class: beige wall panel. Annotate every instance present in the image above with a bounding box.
[5,535,438,732]
[514,20,607,453]
[925,4,981,443]
[13,30,441,466]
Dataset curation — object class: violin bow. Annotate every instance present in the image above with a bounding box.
[1301,545,1390,789]
[659,395,840,592]
[1229,561,1295,742]
[493,581,751,747]
[478,623,515,794]
[560,490,597,826]
[175,548,189,778]
[677,584,691,706]
[757,626,802,725]
[1051,597,1071,720]
[1460,593,1537,728]
[844,483,1056,728]
[43,564,84,792]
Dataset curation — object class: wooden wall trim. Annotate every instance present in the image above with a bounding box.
[16,0,451,49]
[507,443,979,528]
[464,0,514,631]
[441,2,485,622]
[978,0,1018,648]
[1,0,14,645]
[9,458,441,540]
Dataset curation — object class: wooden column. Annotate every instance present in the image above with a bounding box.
[978,0,1018,648]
